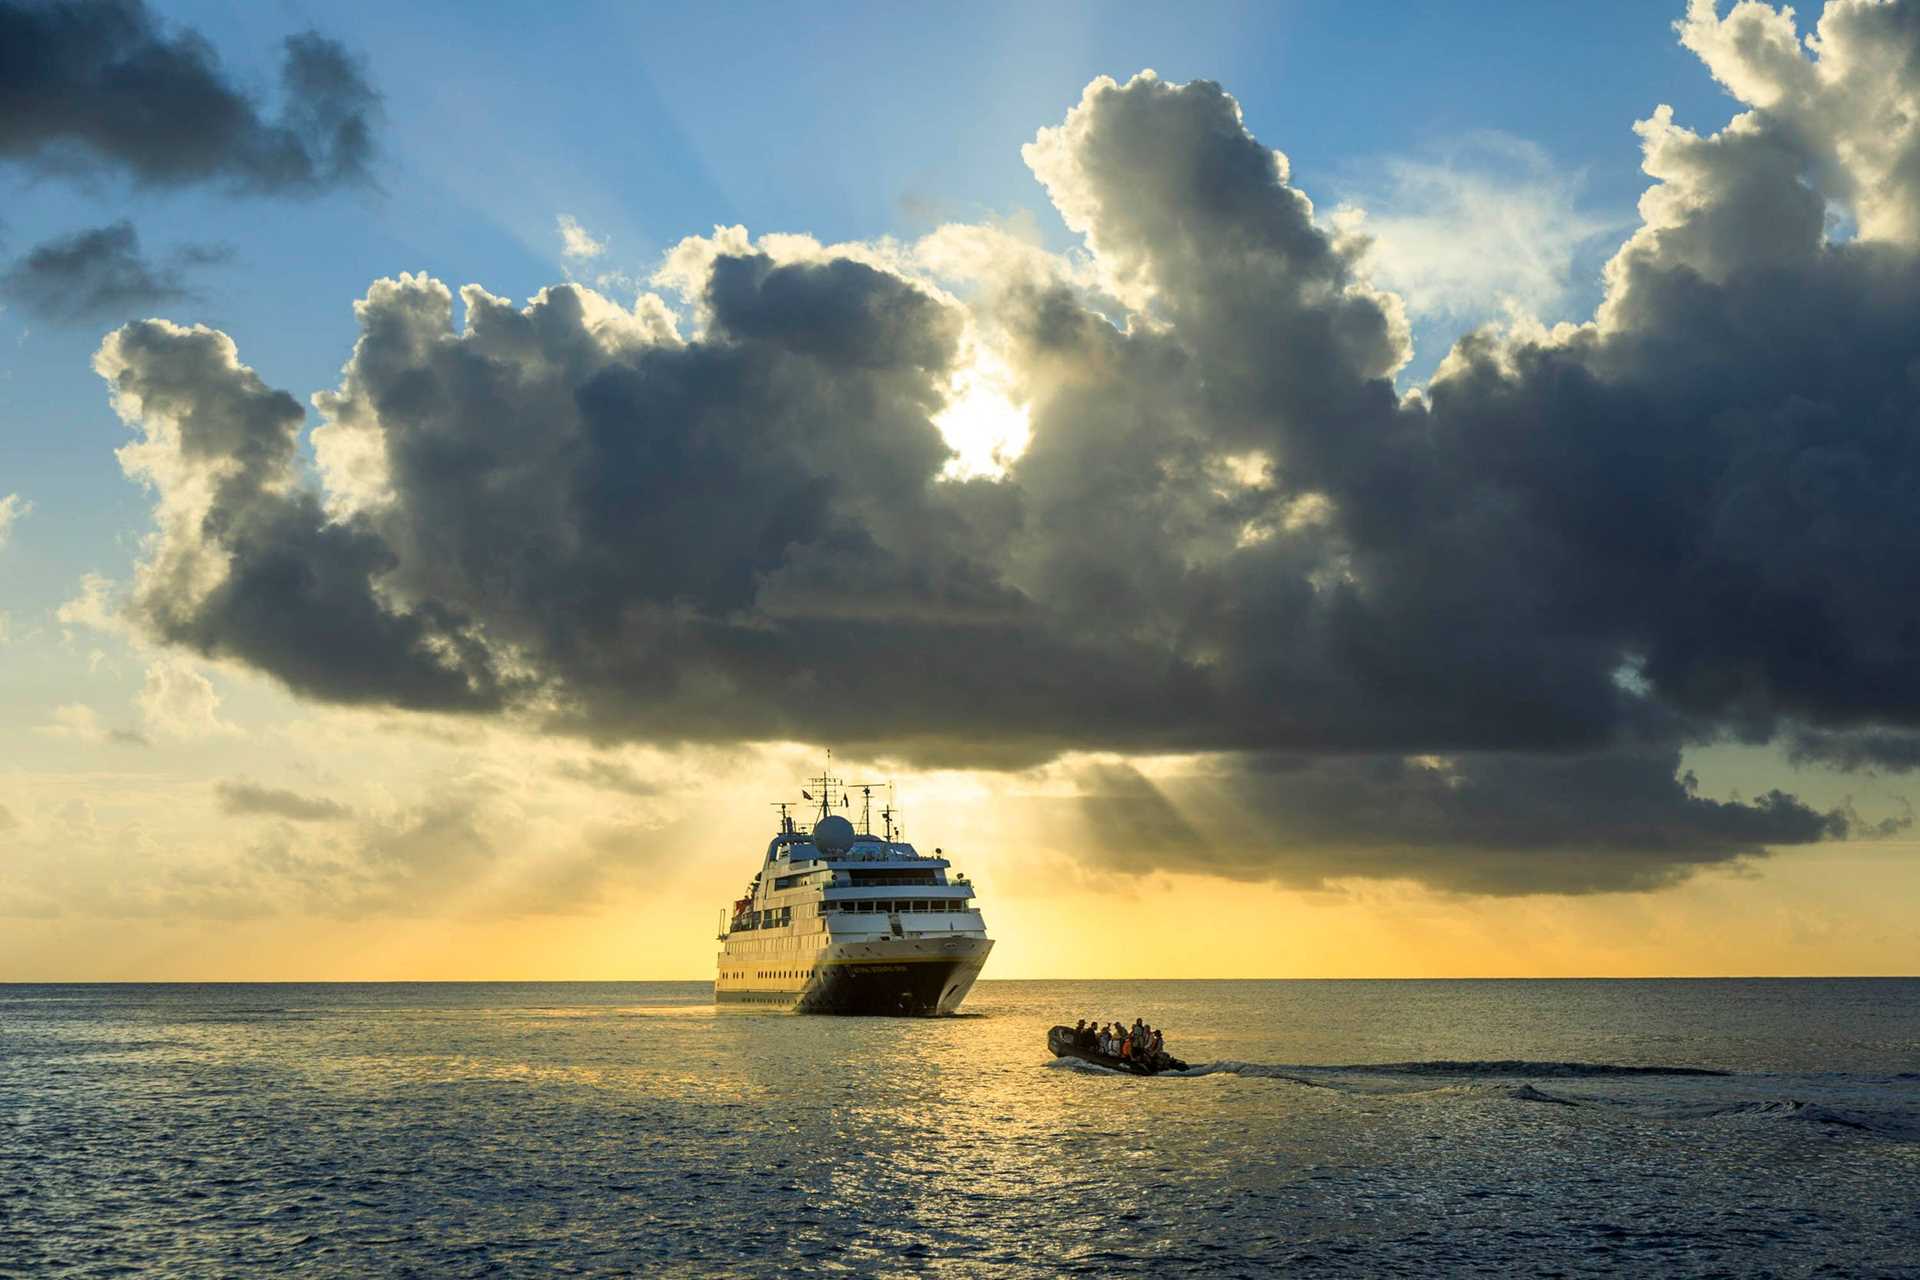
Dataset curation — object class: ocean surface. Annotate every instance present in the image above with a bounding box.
[2,980,1917,1277]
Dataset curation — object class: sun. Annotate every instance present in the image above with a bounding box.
[933,351,1031,480]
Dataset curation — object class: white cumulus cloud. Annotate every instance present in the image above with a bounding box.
[556,214,606,261]
[0,492,29,549]
[138,656,238,741]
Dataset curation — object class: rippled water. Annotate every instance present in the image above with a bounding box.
[3,979,1917,1276]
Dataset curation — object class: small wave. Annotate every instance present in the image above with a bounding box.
[175,1014,314,1024]
[1665,1098,1920,1140]
[1317,1059,1729,1079]
[1165,1059,1726,1084]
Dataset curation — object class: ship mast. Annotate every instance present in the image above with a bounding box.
[805,750,853,826]
[842,782,885,835]
[791,752,890,838]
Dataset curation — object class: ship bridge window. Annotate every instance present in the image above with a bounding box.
[847,870,939,887]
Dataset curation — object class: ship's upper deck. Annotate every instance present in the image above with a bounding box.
[721,770,986,939]
[766,831,945,866]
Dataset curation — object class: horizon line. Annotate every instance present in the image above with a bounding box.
[4,974,1916,985]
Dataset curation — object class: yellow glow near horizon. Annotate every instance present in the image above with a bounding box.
[4,691,1916,982]
[3,731,1918,980]
[4,840,1916,981]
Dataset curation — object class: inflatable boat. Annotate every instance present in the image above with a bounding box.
[1047,1025,1188,1075]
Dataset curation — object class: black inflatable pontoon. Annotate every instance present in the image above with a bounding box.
[1048,1025,1188,1075]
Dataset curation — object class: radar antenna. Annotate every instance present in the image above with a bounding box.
[805,749,842,823]
[800,753,892,838]
[842,782,885,836]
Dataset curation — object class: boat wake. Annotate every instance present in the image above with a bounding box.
[1165,1058,1724,1086]
[1059,1057,1920,1141]
[1044,1056,1128,1075]
[1656,1097,1920,1140]
[1308,1059,1729,1078]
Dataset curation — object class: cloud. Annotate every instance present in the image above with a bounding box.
[85,6,1920,894]
[0,0,379,192]
[554,758,661,796]
[0,492,26,549]
[1054,751,1848,896]
[35,703,144,746]
[215,780,349,821]
[1331,133,1621,324]
[1675,0,1920,246]
[1785,725,1920,772]
[232,775,672,919]
[137,656,237,740]
[55,572,126,637]
[1,221,228,324]
[557,214,606,261]
[95,317,512,713]
[1,715,724,923]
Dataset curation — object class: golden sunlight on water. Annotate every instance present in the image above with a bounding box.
[3,981,1915,1275]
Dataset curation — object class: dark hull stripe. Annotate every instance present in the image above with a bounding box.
[716,958,979,1016]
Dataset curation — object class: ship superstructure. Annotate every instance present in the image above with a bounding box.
[715,770,992,1015]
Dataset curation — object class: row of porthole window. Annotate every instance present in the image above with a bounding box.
[825,900,966,914]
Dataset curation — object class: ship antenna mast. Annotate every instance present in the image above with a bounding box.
[841,780,885,834]
[807,749,844,825]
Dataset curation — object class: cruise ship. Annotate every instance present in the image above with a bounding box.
[715,771,993,1014]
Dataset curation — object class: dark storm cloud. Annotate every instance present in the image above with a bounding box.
[705,253,958,370]
[96,319,510,711]
[1786,726,1920,772]
[0,0,378,191]
[1063,752,1849,895]
[1,220,227,322]
[215,780,350,822]
[90,6,1920,893]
